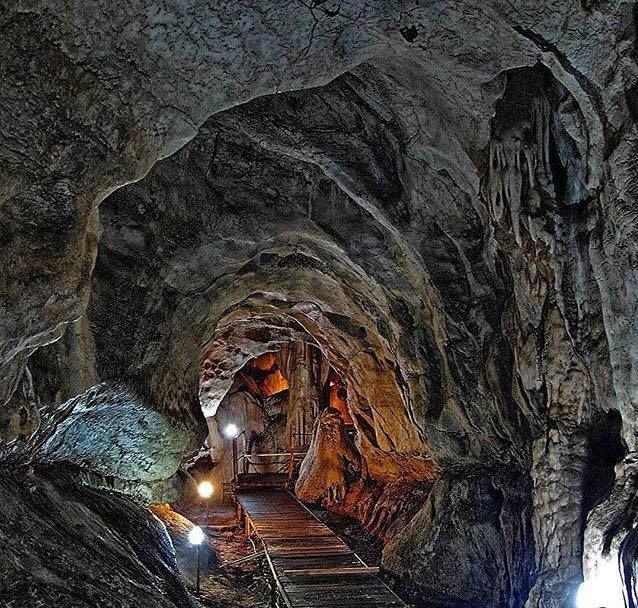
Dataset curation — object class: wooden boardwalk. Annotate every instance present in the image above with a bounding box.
[237,490,407,608]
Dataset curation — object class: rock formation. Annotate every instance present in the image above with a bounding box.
[296,407,361,505]
[0,2,637,607]
[0,466,195,608]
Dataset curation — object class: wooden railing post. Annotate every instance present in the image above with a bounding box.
[287,449,295,483]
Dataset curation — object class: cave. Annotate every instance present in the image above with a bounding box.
[1,3,637,608]
[200,345,355,498]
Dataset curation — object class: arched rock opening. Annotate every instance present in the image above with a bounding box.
[196,301,437,517]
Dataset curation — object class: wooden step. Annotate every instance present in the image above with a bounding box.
[283,566,380,577]
[236,473,288,489]
[236,489,407,607]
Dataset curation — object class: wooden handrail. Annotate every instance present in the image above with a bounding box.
[237,452,307,460]
[234,451,308,476]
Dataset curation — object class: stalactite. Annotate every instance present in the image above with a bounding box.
[484,96,555,249]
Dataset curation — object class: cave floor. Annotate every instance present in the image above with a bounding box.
[152,503,272,608]
[154,498,413,608]
[236,490,406,607]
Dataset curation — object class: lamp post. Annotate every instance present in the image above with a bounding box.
[197,480,214,523]
[188,525,205,597]
[224,423,240,481]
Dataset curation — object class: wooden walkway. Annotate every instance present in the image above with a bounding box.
[237,490,407,608]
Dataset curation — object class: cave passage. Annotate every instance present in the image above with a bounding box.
[199,343,356,503]
[174,339,423,607]
[156,339,416,608]
[1,3,637,608]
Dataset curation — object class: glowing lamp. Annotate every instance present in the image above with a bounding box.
[189,525,205,596]
[197,480,214,499]
[224,423,239,439]
[188,525,205,546]
[576,558,624,608]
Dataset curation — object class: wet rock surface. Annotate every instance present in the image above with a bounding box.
[33,383,196,483]
[0,465,195,608]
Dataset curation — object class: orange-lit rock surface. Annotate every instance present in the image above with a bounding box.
[327,371,353,425]
[247,352,276,373]
[296,408,361,504]
[330,480,433,540]
[261,369,288,396]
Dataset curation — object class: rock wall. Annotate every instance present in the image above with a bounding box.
[0,466,195,608]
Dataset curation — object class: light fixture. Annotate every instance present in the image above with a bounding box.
[188,525,205,546]
[197,480,214,499]
[224,423,239,439]
[576,557,624,608]
[188,525,205,597]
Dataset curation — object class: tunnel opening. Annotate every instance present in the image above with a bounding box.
[582,409,626,518]
[154,329,436,607]
[196,342,356,504]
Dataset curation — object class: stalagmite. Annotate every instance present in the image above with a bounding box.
[296,408,361,505]
[277,342,323,450]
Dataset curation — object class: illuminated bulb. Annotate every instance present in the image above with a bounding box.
[198,480,214,499]
[224,423,239,439]
[576,558,624,608]
[188,525,205,545]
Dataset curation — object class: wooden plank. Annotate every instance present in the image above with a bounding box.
[267,539,349,550]
[237,488,407,608]
[281,582,392,592]
[284,590,398,604]
[274,557,363,571]
[259,532,334,539]
[292,603,404,608]
[283,566,380,577]
[270,548,352,558]
[270,543,350,552]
